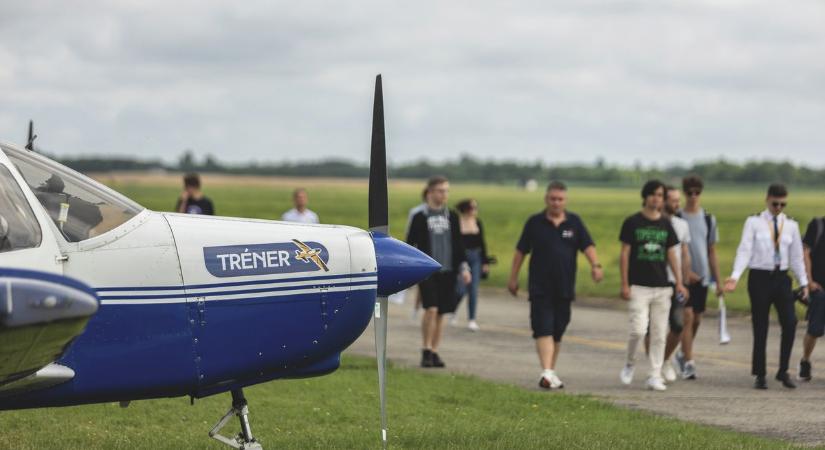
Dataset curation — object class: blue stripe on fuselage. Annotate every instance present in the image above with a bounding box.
[98,280,377,301]
[94,272,378,293]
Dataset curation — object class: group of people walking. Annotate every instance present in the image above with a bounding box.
[407,174,825,394]
[178,171,825,393]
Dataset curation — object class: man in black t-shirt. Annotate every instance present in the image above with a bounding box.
[618,180,687,392]
[508,181,603,389]
[799,217,825,381]
[175,173,214,215]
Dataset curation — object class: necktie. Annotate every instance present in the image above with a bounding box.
[773,215,781,271]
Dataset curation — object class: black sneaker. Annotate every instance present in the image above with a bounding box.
[431,352,446,368]
[776,372,796,389]
[799,359,812,381]
[421,349,433,368]
[754,375,767,390]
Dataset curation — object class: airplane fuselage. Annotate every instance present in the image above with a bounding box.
[0,210,379,409]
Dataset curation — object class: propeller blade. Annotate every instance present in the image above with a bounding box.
[368,74,388,234]
[369,74,389,448]
[374,295,389,449]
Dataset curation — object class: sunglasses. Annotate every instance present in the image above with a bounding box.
[772,201,787,208]
[686,190,702,197]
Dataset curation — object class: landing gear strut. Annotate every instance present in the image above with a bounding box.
[209,388,263,449]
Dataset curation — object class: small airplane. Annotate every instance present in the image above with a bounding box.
[0,76,438,449]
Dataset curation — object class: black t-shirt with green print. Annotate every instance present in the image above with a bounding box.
[619,212,679,288]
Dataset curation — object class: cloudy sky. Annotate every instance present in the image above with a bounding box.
[0,0,823,166]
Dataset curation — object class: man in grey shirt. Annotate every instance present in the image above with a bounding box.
[407,176,471,368]
[676,175,723,379]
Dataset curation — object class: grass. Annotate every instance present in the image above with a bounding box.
[0,356,802,449]
[106,176,825,313]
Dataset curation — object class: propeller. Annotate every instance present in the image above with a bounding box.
[369,74,390,449]
[25,120,37,151]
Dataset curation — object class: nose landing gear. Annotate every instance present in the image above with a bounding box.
[209,388,263,450]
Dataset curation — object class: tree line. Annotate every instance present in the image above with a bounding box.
[52,150,825,186]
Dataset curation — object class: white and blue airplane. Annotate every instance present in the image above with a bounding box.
[0,76,438,449]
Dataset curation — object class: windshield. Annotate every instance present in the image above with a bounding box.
[0,163,42,252]
[2,144,144,243]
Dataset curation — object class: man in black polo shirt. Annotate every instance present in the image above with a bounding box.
[508,181,603,389]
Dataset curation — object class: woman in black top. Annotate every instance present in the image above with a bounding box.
[455,199,490,331]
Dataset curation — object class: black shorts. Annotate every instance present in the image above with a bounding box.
[419,271,457,315]
[807,291,825,338]
[646,287,684,336]
[685,283,709,313]
[669,291,685,334]
[529,297,571,341]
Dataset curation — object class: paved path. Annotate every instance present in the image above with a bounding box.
[347,289,825,446]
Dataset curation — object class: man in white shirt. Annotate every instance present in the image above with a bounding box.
[724,184,809,389]
[661,186,692,382]
[281,188,320,224]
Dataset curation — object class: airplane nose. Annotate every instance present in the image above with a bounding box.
[372,232,441,297]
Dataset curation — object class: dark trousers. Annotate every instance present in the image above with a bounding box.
[747,270,797,376]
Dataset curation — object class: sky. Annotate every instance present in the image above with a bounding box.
[0,0,823,167]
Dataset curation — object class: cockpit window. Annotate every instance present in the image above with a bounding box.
[0,164,42,252]
[2,145,144,243]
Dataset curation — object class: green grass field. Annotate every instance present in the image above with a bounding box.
[108,176,825,313]
[0,356,801,449]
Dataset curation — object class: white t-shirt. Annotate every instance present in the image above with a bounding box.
[667,215,691,284]
[281,208,320,224]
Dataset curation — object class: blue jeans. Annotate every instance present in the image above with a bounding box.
[455,248,482,320]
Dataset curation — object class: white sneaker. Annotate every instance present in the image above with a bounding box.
[620,364,635,385]
[647,377,667,391]
[467,320,480,331]
[683,360,697,380]
[549,371,564,388]
[662,364,677,383]
[388,292,405,305]
[539,370,564,389]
